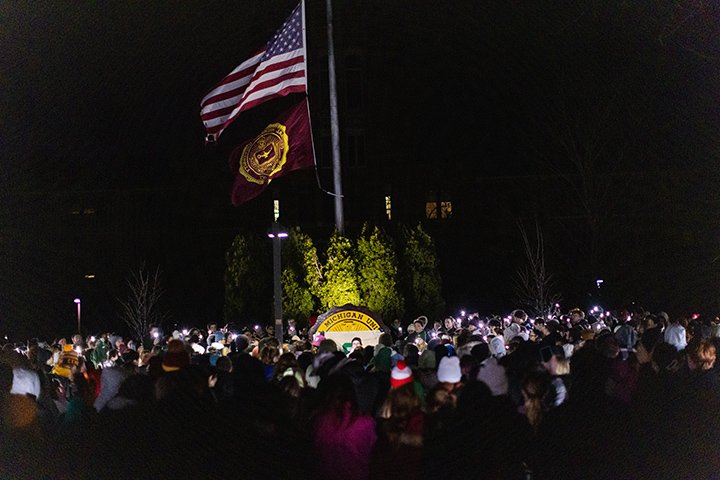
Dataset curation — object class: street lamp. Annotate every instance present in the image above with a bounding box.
[268,222,288,345]
[73,298,81,335]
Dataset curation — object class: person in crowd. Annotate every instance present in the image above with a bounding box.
[102,348,119,369]
[665,315,688,351]
[407,316,429,343]
[569,307,587,328]
[541,344,570,406]
[373,360,425,480]
[519,370,552,432]
[5,307,720,479]
[52,344,79,379]
[313,373,376,480]
[443,316,456,336]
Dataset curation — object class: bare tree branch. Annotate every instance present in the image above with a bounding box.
[119,263,169,341]
[514,221,562,317]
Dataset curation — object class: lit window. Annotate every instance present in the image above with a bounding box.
[440,201,452,219]
[425,202,438,219]
[425,200,452,220]
[273,200,280,222]
[385,195,392,220]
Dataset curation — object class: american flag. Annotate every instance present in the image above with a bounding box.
[201,3,306,141]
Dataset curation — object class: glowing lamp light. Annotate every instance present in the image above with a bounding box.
[596,279,604,288]
[692,313,700,320]
[277,232,289,238]
[182,329,189,336]
[152,332,159,339]
[74,298,81,304]
[460,310,466,317]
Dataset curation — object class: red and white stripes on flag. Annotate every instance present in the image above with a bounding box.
[201,3,307,142]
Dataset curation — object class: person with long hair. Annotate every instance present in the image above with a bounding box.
[312,373,376,480]
[520,370,552,432]
[372,361,425,480]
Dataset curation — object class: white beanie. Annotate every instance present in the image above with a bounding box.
[504,323,525,343]
[437,356,462,383]
[489,336,506,358]
[477,357,508,396]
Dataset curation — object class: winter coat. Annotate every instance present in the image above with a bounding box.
[313,404,377,480]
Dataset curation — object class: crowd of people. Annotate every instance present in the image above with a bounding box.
[2,307,720,479]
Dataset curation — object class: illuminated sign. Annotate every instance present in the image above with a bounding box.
[314,310,382,332]
[309,304,390,346]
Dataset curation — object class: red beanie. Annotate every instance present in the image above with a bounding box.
[390,360,413,389]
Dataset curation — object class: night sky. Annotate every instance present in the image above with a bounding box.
[1,1,719,338]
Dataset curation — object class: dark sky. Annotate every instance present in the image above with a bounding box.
[1,1,719,337]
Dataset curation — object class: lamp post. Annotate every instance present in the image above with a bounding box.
[73,298,81,335]
[268,222,288,345]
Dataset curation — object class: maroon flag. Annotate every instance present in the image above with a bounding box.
[228,98,314,205]
[201,3,306,142]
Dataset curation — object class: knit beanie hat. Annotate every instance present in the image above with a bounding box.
[504,323,523,343]
[418,349,437,370]
[390,360,413,389]
[162,339,190,372]
[489,336,506,358]
[437,356,461,383]
[614,324,637,349]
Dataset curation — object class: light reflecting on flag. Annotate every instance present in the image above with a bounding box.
[201,3,306,141]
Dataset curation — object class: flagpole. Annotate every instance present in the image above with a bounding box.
[325,0,345,234]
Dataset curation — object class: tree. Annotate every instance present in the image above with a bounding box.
[281,227,320,321]
[357,225,404,321]
[224,233,271,323]
[119,264,169,341]
[398,224,444,320]
[514,221,562,318]
[319,231,360,310]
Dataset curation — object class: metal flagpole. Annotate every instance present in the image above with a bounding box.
[325,0,345,234]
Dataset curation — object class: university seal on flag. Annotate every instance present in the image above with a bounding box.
[238,122,289,185]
